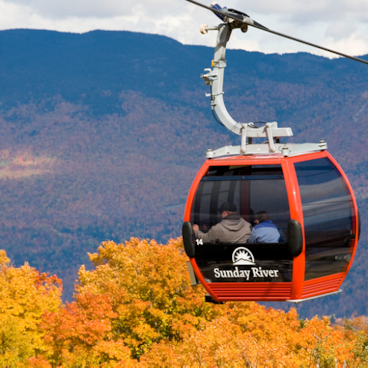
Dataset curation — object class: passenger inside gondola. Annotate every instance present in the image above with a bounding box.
[192,202,252,244]
[247,211,286,243]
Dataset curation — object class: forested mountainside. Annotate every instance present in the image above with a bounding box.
[0,29,367,317]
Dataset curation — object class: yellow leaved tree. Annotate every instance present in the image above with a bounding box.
[0,250,62,366]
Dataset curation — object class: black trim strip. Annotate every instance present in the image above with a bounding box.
[202,175,284,181]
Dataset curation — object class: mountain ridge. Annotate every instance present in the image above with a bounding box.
[0,28,367,317]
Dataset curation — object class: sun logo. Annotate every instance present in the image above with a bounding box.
[232,247,256,265]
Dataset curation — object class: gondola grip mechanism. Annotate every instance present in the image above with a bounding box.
[191,0,364,157]
[199,16,295,148]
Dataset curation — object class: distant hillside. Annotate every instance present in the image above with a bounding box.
[0,29,367,317]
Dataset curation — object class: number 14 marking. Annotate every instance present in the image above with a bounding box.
[196,239,203,245]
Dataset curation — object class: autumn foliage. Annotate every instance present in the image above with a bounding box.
[1,239,368,366]
[0,250,61,366]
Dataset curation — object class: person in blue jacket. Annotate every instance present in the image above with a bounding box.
[247,211,286,243]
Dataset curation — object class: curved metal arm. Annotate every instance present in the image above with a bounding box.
[186,0,343,156]
[201,23,293,141]
[201,24,243,135]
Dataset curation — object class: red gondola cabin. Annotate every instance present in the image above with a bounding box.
[182,0,363,303]
[182,150,359,303]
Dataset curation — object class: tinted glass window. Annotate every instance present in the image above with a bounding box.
[191,165,292,283]
[295,158,354,280]
[192,165,289,233]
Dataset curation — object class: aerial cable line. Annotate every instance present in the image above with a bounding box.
[185,0,368,66]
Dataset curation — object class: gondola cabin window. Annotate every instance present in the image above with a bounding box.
[189,164,293,283]
[191,165,290,239]
[294,158,355,280]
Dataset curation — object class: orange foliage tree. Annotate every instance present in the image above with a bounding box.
[40,238,367,367]
[1,238,368,366]
[41,238,219,366]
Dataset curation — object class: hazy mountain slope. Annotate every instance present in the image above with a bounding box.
[0,29,367,316]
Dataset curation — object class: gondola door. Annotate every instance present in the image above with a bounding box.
[290,151,359,300]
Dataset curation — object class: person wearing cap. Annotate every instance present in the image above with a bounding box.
[247,211,286,243]
[192,202,252,244]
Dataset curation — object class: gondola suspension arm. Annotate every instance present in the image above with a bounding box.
[186,0,367,156]
[201,22,293,140]
[197,4,293,142]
